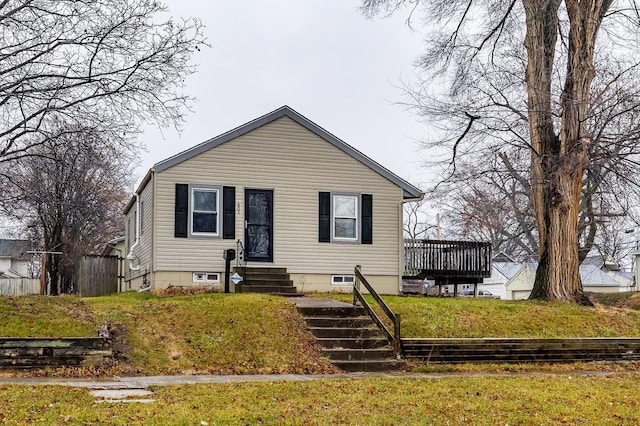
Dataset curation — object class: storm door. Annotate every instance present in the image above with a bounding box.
[244,189,273,262]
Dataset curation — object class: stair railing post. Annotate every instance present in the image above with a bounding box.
[353,264,361,306]
[394,313,401,357]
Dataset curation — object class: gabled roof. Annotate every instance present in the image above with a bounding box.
[154,106,423,200]
[580,264,620,287]
[492,252,515,263]
[102,236,125,256]
[493,261,526,280]
[0,239,30,260]
[499,260,623,289]
[0,269,28,279]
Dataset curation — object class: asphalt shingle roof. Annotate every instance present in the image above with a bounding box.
[0,239,30,260]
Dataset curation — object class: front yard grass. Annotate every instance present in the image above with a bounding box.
[0,292,336,376]
[1,291,640,424]
[2,291,640,377]
[84,292,337,375]
[0,295,95,337]
[0,373,638,424]
[322,293,640,338]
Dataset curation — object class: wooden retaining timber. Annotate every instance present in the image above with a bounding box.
[0,337,111,368]
[401,338,640,363]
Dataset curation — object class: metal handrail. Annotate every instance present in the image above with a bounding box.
[236,239,247,291]
[235,239,246,269]
[353,265,401,357]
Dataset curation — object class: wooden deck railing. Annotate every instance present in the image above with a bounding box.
[353,265,401,356]
[404,239,492,279]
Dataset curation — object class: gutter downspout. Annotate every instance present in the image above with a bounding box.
[127,192,141,272]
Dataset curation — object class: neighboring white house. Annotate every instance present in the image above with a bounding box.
[477,261,529,300]
[102,236,125,258]
[492,260,635,300]
[504,263,539,300]
[0,239,32,278]
[124,106,424,294]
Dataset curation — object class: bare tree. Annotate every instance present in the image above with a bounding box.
[423,144,535,259]
[1,127,132,295]
[436,129,638,264]
[403,199,435,239]
[363,0,640,304]
[0,0,205,163]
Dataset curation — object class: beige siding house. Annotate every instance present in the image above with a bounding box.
[124,106,423,294]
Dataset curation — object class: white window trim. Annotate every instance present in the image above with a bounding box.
[193,272,220,283]
[332,193,359,242]
[189,184,221,238]
[139,201,145,235]
[331,275,356,286]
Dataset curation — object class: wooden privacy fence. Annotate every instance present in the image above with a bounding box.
[75,255,119,297]
[0,278,39,296]
[401,337,640,363]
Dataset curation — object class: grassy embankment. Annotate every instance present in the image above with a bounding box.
[1,292,640,424]
[0,292,337,376]
[324,292,640,338]
[2,291,640,376]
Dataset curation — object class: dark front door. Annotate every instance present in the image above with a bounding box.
[245,189,273,262]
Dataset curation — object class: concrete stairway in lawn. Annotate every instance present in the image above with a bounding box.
[235,267,298,296]
[293,297,405,372]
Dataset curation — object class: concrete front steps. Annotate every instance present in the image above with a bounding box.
[295,301,405,372]
[235,267,298,296]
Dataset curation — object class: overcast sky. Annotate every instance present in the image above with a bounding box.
[137,0,433,188]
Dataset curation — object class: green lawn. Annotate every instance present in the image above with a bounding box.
[0,292,336,376]
[323,292,640,338]
[1,291,640,377]
[1,292,640,424]
[0,374,638,424]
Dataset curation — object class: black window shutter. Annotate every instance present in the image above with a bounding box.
[222,186,235,239]
[361,194,373,244]
[319,192,331,242]
[174,184,188,238]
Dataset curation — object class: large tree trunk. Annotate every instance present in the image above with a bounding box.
[529,151,587,303]
[525,0,610,304]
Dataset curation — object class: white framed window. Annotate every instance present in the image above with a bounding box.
[193,272,220,283]
[331,275,355,286]
[333,194,358,241]
[190,186,219,236]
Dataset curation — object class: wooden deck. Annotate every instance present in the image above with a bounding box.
[403,239,492,283]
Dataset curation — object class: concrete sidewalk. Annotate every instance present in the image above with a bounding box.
[0,370,622,390]
[0,372,405,389]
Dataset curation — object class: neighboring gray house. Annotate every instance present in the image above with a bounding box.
[0,239,32,278]
[124,106,423,294]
